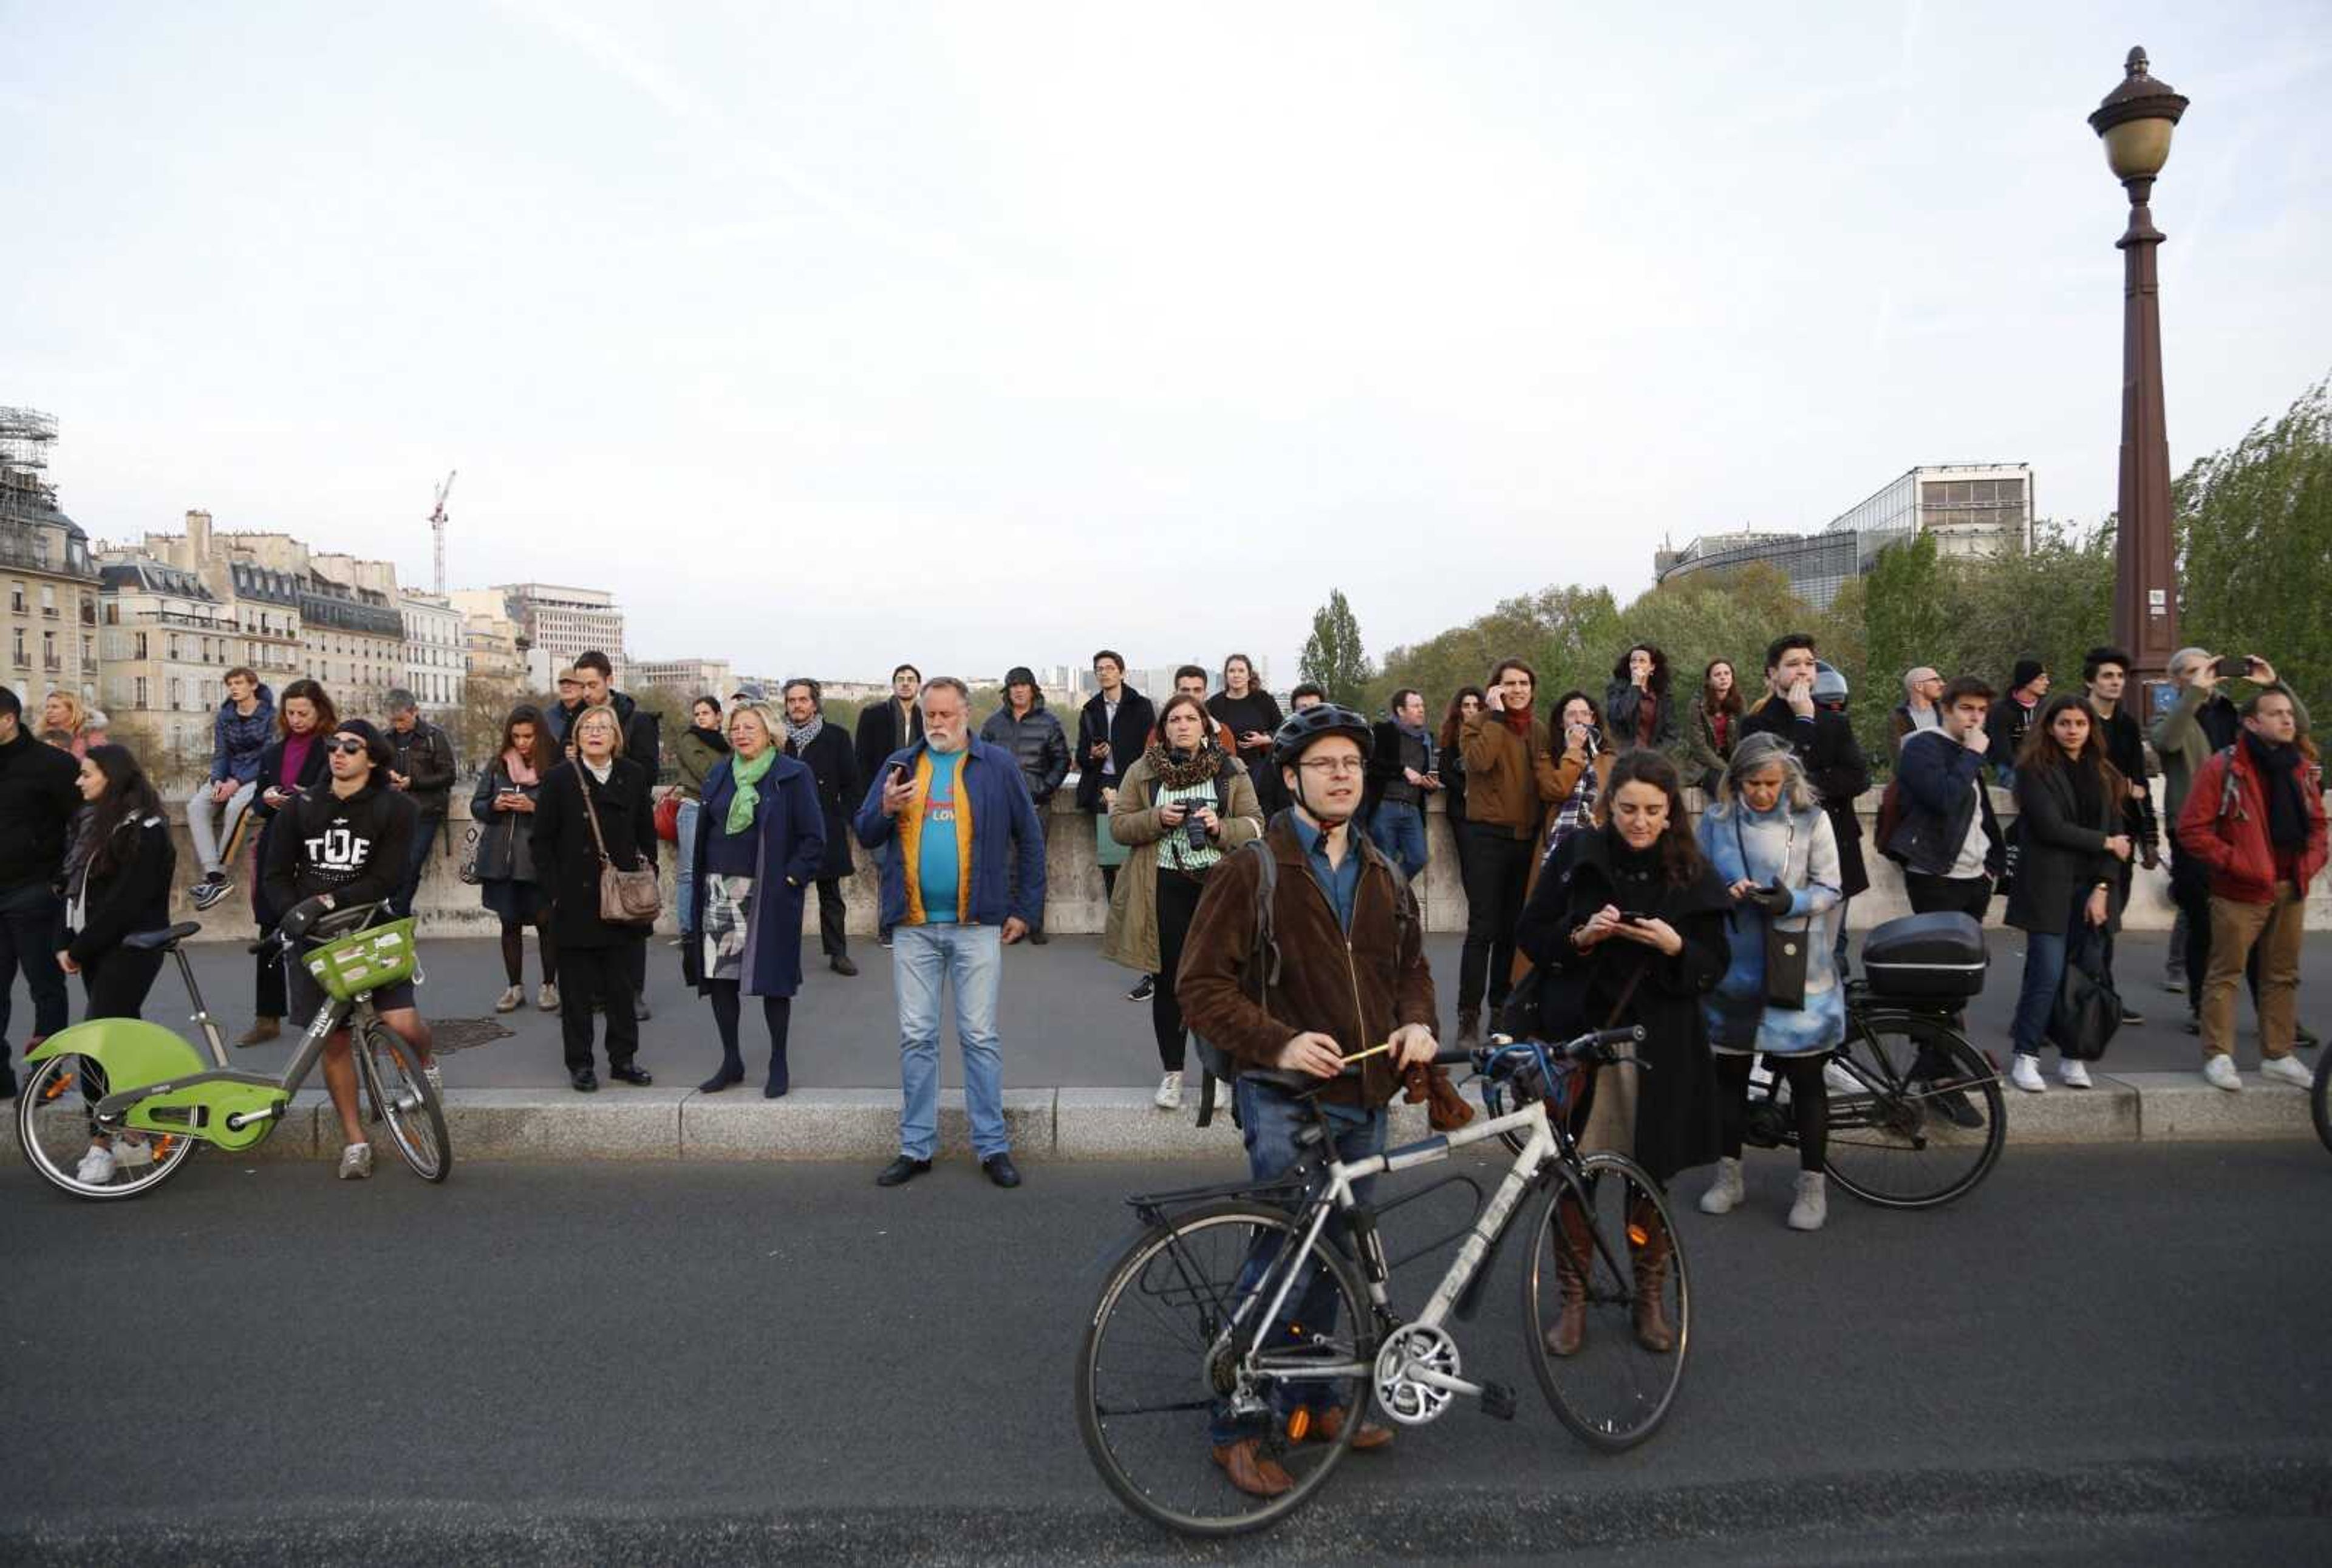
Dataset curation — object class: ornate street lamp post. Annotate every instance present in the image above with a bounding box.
[2088,46,2189,711]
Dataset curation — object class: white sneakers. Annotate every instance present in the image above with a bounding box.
[74,1143,118,1185]
[1153,1071,1183,1111]
[494,985,523,1013]
[1698,1157,1744,1215]
[1787,1171,1827,1232]
[2059,1060,2093,1089]
[2260,1055,2314,1089]
[422,1061,445,1096]
[538,983,561,1013]
[2009,1055,2047,1094]
[114,1134,154,1169]
[2202,1055,2243,1092]
[338,1142,375,1180]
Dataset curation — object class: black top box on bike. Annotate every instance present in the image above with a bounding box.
[1860,911,1987,1001]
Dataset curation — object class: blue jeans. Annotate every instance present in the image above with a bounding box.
[2011,895,2102,1057]
[0,879,70,1057]
[675,799,701,935]
[1208,1077,1386,1445]
[893,922,1007,1159]
[1368,802,1428,883]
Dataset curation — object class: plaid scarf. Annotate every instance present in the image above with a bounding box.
[782,712,824,752]
[1544,751,1603,865]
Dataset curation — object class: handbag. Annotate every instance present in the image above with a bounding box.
[2048,922,2122,1062]
[579,767,663,925]
[1737,814,1809,1011]
[653,791,683,844]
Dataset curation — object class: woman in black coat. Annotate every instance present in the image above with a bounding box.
[55,744,176,1185]
[472,704,560,1015]
[2003,695,2133,1094]
[244,680,333,1046]
[1604,643,1680,755]
[1515,749,1728,1358]
[530,704,658,1092]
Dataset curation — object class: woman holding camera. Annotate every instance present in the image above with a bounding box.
[1515,749,1729,1354]
[472,704,561,1015]
[1103,692,1264,1110]
[1693,731,1846,1231]
[2006,694,2132,1094]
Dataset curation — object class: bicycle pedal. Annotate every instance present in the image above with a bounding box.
[1478,1381,1517,1422]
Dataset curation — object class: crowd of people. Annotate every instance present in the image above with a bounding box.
[1,629,2322,1213]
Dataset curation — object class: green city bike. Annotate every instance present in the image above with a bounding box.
[16,902,451,1199]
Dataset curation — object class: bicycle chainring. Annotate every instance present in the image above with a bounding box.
[1373,1324,1461,1427]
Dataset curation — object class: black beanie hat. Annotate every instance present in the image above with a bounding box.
[1004,666,1038,690]
[336,717,394,768]
[2010,658,2045,694]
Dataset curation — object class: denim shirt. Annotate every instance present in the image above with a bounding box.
[1290,814,1362,933]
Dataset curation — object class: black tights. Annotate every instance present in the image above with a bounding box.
[708,980,793,1082]
[498,920,556,986]
[1714,1051,1829,1172]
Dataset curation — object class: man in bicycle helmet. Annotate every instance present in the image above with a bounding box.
[1178,703,1440,1496]
[262,717,437,1182]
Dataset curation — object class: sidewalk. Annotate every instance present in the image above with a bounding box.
[5,932,2323,1161]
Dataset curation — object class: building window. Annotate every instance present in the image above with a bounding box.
[7,581,22,613]
[135,676,148,708]
[40,585,56,616]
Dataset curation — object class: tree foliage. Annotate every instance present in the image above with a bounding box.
[2176,373,2332,716]
[1299,588,1375,708]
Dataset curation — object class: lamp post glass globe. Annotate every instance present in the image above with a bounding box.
[2089,46,2186,183]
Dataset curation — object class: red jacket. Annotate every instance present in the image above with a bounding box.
[2175,742,2327,904]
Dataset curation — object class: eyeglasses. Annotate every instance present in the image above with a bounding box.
[326,737,370,757]
[1299,757,1365,777]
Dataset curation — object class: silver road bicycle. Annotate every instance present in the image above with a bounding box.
[1077,1026,1685,1536]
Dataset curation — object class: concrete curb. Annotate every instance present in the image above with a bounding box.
[3,1071,2319,1165]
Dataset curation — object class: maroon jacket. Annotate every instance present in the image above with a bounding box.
[2174,742,2327,904]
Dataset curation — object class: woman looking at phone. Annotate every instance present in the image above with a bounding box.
[240,678,333,1048]
[1692,732,1845,1231]
[472,704,561,1014]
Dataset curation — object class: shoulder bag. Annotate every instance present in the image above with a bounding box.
[579,768,663,925]
[1737,812,1809,1011]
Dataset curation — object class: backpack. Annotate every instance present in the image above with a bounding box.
[1188,826,1414,1128]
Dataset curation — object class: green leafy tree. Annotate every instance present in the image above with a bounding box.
[2177,373,2332,716]
[1300,588,1376,709]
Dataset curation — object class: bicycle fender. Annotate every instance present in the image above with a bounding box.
[24,1019,205,1092]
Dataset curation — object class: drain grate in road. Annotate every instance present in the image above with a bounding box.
[427,1017,518,1055]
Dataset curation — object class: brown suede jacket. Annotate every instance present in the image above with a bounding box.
[1459,710,1564,837]
[1178,815,1437,1110]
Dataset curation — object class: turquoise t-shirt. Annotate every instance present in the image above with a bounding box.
[917,748,966,924]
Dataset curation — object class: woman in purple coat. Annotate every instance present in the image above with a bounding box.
[689,701,825,1096]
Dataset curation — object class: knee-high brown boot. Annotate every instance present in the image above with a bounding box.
[1544,1195,1591,1357]
[1629,1195,1677,1353]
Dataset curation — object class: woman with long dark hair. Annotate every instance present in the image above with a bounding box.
[2004,694,2133,1094]
[1536,689,1614,881]
[1515,749,1728,1355]
[1604,643,1679,756]
[55,743,175,1185]
[242,678,335,1046]
[473,704,561,1014]
[1682,658,1746,796]
[1207,653,1284,816]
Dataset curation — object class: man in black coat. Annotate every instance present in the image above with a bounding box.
[1073,649,1156,824]
[1739,634,1872,964]
[384,687,459,918]
[783,678,863,976]
[978,666,1071,944]
[853,664,923,946]
[0,687,82,1100]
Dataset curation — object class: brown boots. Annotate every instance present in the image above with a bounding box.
[1629,1196,1677,1353]
[1544,1193,1677,1356]
[1544,1196,1590,1357]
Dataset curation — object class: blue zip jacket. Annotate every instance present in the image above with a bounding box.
[854,736,1047,930]
[1887,728,2005,881]
[211,683,276,785]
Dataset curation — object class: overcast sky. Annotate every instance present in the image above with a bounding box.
[6,2,2327,686]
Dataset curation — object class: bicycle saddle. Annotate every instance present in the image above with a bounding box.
[123,922,202,952]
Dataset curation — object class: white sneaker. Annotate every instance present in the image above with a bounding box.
[2058,1060,2093,1089]
[2260,1055,2313,1089]
[1153,1071,1183,1111]
[1699,1156,1744,1216]
[2201,1055,2242,1092]
[538,983,561,1013]
[2009,1055,2047,1094]
[114,1134,154,1169]
[338,1142,375,1180]
[494,985,523,1013]
[74,1143,118,1185]
[1787,1171,1827,1232]
[422,1062,445,1096]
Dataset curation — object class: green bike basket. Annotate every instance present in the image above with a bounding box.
[302,918,420,1001]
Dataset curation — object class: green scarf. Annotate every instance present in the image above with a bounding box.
[724,746,778,836]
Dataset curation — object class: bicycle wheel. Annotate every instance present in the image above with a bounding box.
[1076,1200,1372,1536]
[2311,1049,2330,1156]
[15,1055,200,1201]
[1520,1152,1687,1452]
[356,1021,451,1182]
[1824,1013,2003,1208]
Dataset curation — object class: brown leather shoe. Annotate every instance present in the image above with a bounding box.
[235,1017,281,1049]
[1312,1406,1394,1451]
[1211,1437,1294,1498]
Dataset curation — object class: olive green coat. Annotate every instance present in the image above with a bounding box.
[1100,754,1265,975]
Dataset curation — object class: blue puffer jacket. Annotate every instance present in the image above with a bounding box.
[211,684,276,785]
[854,737,1047,931]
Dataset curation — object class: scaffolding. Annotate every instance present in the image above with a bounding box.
[0,406,61,518]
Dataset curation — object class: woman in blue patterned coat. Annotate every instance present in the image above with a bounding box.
[1693,731,1845,1232]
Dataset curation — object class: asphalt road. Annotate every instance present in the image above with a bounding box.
[8,931,2325,1092]
[3,1142,2326,1564]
